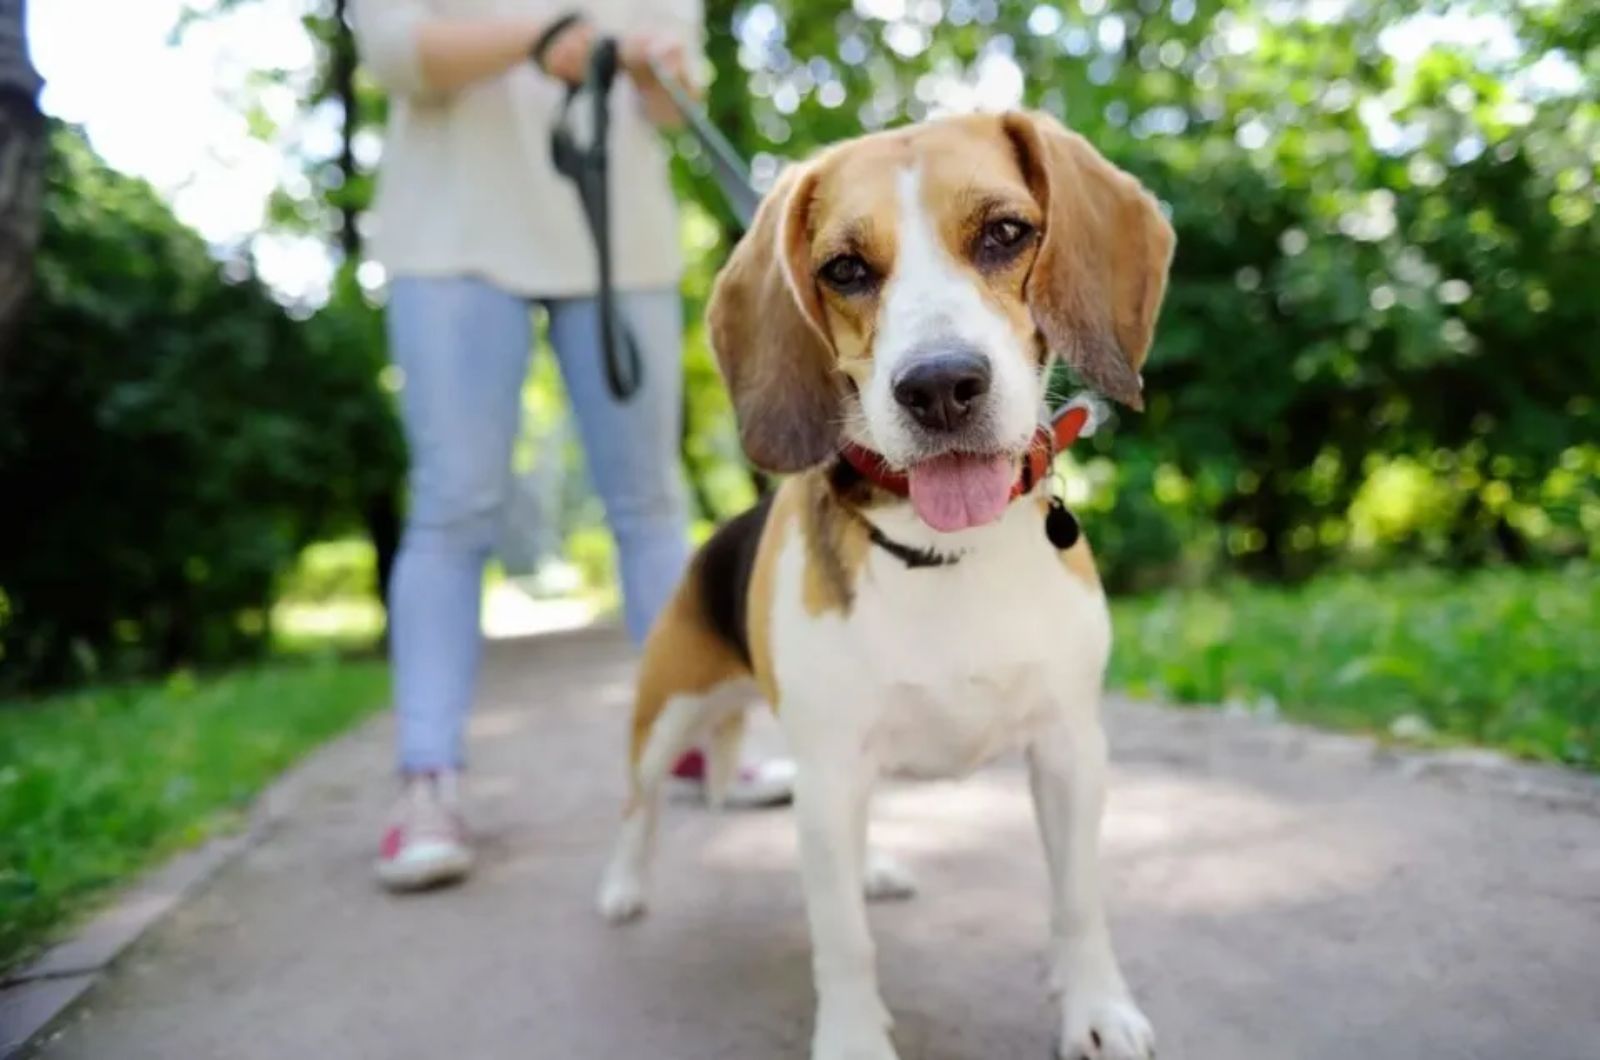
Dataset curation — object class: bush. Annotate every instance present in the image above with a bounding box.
[0,126,402,691]
[693,0,1600,584]
[1110,565,1600,769]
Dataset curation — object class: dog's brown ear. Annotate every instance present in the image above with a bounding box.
[707,162,843,472]
[1004,111,1175,410]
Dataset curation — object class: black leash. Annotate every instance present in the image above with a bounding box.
[548,35,767,403]
[549,37,644,401]
[645,56,760,229]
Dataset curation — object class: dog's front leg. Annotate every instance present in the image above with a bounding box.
[1028,714,1154,1060]
[794,753,899,1060]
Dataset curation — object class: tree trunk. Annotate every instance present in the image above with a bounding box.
[332,0,402,619]
[0,0,44,358]
[331,0,360,262]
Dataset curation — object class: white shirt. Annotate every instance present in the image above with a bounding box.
[351,0,700,297]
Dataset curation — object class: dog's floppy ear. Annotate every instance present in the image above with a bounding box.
[1004,111,1175,410]
[707,162,843,472]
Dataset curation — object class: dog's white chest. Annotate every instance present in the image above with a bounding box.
[869,656,1052,777]
[774,502,1111,779]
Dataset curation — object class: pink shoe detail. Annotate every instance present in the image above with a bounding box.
[374,772,474,891]
[666,753,795,809]
[671,750,707,780]
[379,824,405,861]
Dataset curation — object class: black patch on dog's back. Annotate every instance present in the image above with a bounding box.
[695,493,775,667]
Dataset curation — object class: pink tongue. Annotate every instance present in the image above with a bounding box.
[906,453,1016,533]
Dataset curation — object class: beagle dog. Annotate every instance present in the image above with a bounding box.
[597,110,1175,1060]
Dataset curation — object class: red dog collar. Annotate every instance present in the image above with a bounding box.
[839,398,1097,501]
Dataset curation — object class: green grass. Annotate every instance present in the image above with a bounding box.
[1109,565,1599,769]
[0,660,388,974]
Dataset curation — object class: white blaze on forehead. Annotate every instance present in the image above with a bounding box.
[857,164,1042,463]
[875,166,971,370]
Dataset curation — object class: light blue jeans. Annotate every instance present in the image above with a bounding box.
[386,275,690,772]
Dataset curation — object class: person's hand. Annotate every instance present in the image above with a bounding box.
[621,33,688,87]
[622,32,698,128]
[539,19,596,86]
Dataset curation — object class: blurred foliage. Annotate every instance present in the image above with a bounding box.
[16,0,1590,690]
[1110,564,1600,768]
[210,0,1600,591]
[0,125,403,690]
[0,658,388,971]
[673,0,1600,587]
[276,537,380,605]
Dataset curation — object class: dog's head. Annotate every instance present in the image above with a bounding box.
[708,111,1175,532]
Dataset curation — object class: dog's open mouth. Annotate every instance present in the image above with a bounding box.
[906,451,1016,533]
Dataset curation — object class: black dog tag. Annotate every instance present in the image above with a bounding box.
[1045,498,1080,550]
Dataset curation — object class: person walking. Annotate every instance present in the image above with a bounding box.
[351,0,791,892]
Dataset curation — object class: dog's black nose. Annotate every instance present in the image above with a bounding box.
[892,351,992,433]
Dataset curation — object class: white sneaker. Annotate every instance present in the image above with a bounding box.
[722,758,797,808]
[667,751,796,809]
[374,772,474,892]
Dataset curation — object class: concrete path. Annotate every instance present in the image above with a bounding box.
[23,628,1600,1060]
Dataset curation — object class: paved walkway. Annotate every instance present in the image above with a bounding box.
[23,628,1600,1059]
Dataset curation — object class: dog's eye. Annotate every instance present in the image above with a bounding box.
[976,218,1036,265]
[819,254,876,294]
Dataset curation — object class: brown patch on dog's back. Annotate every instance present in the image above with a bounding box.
[694,493,775,667]
[630,579,750,768]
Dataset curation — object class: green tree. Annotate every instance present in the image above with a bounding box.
[0,126,402,689]
[701,0,1599,584]
[190,0,1600,588]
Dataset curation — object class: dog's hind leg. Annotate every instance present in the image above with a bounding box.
[597,691,710,922]
[597,587,751,923]
[861,795,916,902]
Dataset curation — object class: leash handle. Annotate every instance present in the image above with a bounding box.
[549,37,644,402]
[645,55,761,229]
[585,39,643,401]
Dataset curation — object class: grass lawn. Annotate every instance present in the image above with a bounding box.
[1109,564,1599,769]
[0,660,388,974]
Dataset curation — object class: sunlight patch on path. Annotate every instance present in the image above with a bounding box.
[482,583,599,641]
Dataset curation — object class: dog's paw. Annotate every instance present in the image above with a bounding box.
[863,851,917,902]
[595,870,647,924]
[812,1023,900,1060]
[813,995,898,1060]
[1056,994,1155,1060]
